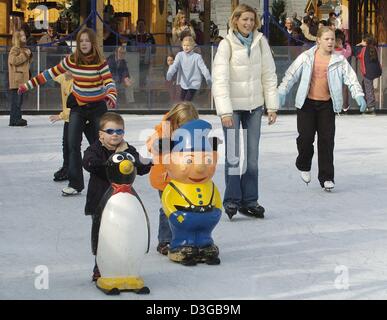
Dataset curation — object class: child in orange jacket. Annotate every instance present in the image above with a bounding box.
[146,102,199,255]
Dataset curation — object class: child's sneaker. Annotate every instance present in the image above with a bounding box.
[157,242,170,255]
[62,186,81,196]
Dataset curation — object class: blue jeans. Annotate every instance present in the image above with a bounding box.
[222,106,263,208]
[158,191,172,243]
[9,89,23,125]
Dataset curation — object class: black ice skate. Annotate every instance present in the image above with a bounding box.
[238,204,265,219]
[224,204,238,220]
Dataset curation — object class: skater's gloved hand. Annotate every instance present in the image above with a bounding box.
[18,84,27,95]
[278,92,287,108]
[356,96,367,113]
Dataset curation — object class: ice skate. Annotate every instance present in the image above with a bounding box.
[238,204,265,219]
[62,186,81,196]
[300,171,311,185]
[224,203,238,220]
[323,181,335,192]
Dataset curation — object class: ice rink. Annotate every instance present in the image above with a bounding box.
[1,113,387,300]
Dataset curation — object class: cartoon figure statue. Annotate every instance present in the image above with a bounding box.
[160,119,222,266]
[96,152,150,295]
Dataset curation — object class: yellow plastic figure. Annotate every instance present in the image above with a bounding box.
[161,119,222,266]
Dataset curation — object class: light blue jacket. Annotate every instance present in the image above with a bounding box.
[278,46,364,113]
[166,50,212,90]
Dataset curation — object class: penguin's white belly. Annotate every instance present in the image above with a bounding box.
[97,193,148,278]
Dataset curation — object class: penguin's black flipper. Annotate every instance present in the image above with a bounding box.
[131,187,151,254]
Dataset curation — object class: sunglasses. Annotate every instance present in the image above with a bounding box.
[101,128,125,135]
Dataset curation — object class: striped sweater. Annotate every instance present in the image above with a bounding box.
[24,55,117,105]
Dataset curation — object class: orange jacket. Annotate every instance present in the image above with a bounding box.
[146,115,171,191]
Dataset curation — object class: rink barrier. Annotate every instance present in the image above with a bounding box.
[0,44,385,112]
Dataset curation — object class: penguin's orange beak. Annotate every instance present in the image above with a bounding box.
[119,160,134,175]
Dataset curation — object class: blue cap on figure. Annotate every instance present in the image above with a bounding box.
[171,119,216,152]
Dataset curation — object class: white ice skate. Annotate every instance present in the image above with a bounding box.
[323,181,335,192]
[300,171,311,185]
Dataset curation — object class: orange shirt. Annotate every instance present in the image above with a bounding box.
[146,114,171,191]
[308,50,331,101]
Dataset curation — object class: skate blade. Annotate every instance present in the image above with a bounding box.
[323,187,333,192]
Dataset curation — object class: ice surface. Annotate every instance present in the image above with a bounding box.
[1,114,387,300]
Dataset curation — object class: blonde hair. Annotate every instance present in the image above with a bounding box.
[316,26,335,39]
[12,30,26,48]
[181,35,195,47]
[173,11,187,30]
[165,102,199,132]
[229,4,260,31]
[72,28,104,65]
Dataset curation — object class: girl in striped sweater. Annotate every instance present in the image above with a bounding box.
[19,28,117,196]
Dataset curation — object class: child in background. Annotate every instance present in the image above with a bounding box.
[8,30,32,126]
[166,35,212,101]
[355,34,382,114]
[335,29,352,111]
[49,71,73,181]
[146,102,199,255]
[83,112,152,281]
[165,54,180,102]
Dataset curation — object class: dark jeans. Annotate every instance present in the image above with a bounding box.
[296,98,335,187]
[62,122,69,169]
[9,89,23,125]
[180,89,197,101]
[158,191,172,244]
[222,106,263,208]
[68,102,107,191]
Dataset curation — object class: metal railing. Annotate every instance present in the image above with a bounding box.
[0,44,385,113]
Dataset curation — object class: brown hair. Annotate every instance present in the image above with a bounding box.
[99,112,125,130]
[229,4,260,31]
[72,28,104,65]
[12,30,26,48]
[363,34,378,61]
[165,102,199,132]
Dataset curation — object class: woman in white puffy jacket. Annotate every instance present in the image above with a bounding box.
[212,4,279,220]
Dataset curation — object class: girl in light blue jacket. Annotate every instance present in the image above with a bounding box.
[166,35,212,101]
[278,27,366,191]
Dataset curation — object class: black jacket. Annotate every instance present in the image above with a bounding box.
[82,140,152,215]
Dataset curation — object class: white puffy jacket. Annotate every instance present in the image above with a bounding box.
[212,29,279,117]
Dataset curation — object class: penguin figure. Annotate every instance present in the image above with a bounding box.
[96,152,150,295]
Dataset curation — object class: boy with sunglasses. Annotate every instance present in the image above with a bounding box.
[82,112,152,281]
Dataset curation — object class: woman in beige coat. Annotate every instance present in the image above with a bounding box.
[8,30,32,126]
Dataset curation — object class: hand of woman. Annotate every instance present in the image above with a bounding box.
[221,116,234,128]
[267,112,277,125]
[49,114,61,123]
